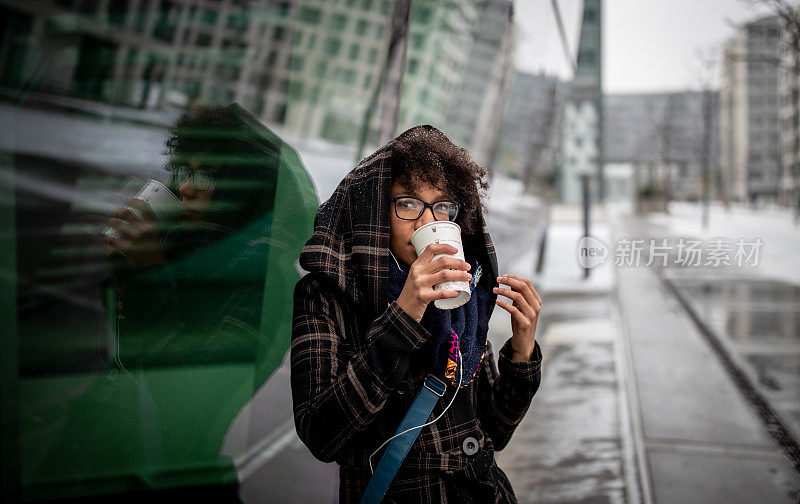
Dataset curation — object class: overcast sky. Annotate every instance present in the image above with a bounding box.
[513,0,778,93]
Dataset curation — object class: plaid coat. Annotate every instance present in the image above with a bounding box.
[291,135,542,503]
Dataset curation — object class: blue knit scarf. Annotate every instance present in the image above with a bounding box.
[387,254,490,387]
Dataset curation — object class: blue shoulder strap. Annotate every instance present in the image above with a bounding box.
[359,375,447,504]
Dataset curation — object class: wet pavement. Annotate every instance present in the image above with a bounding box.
[663,274,800,460]
[495,293,633,504]
[612,212,800,503]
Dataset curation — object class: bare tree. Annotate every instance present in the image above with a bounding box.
[646,92,684,213]
[692,47,722,228]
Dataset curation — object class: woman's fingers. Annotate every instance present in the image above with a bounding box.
[495,298,526,324]
[510,273,541,305]
[429,289,461,301]
[427,256,470,273]
[494,286,537,321]
[497,274,541,309]
[107,217,139,239]
[125,198,157,222]
[418,243,457,262]
[429,268,471,286]
[112,206,142,224]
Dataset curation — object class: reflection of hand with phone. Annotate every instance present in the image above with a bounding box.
[103,198,168,273]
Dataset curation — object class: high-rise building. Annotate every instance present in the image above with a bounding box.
[279,0,395,143]
[279,0,476,147]
[720,15,782,205]
[395,0,475,136]
[447,0,515,169]
[561,0,603,204]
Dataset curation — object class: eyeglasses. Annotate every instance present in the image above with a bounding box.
[173,165,215,191]
[391,196,460,221]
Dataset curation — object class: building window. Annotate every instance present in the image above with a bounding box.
[107,0,128,27]
[288,80,302,98]
[368,48,378,64]
[348,44,360,60]
[289,55,305,71]
[341,68,356,85]
[406,58,418,75]
[298,6,322,24]
[364,74,372,89]
[330,13,347,31]
[412,6,431,23]
[201,9,217,25]
[577,49,595,66]
[325,37,341,56]
[356,19,369,36]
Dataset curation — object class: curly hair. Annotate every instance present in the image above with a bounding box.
[163,105,278,234]
[390,125,490,236]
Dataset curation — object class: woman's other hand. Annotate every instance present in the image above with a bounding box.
[395,243,472,322]
[494,274,541,362]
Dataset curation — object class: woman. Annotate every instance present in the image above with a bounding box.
[291,125,543,503]
[102,104,280,367]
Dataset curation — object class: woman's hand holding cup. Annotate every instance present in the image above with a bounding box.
[103,198,167,272]
[396,243,472,322]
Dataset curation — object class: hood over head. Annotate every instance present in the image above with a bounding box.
[299,126,499,323]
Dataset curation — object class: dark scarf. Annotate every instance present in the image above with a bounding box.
[387,255,490,387]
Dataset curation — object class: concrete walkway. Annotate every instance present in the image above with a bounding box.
[612,212,800,503]
[496,204,636,504]
[498,202,800,503]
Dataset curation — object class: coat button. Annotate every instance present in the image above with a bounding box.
[462,436,479,456]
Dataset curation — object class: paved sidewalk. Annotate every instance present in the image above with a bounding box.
[499,202,800,503]
[612,212,800,503]
[495,204,637,504]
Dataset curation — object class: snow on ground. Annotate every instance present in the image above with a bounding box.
[537,204,614,295]
[647,201,800,286]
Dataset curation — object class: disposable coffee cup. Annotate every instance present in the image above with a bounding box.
[411,221,471,310]
[103,179,183,240]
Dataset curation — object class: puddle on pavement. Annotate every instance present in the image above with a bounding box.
[669,276,800,444]
[671,278,800,342]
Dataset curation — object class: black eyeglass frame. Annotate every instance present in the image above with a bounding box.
[172,165,216,192]
[390,196,460,222]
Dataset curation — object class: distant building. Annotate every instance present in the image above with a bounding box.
[604,91,720,201]
[446,0,515,169]
[720,14,782,205]
[561,0,602,204]
[494,71,566,186]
